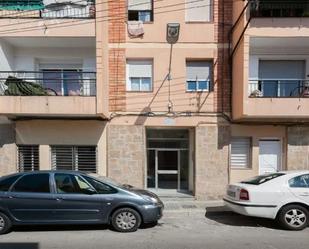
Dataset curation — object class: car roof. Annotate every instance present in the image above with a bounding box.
[0,170,89,178]
[278,170,309,176]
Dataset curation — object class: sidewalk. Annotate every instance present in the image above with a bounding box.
[161,198,230,217]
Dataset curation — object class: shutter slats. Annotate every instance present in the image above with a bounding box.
[230,138,251,169]
[185,0,212,22]
[127,60,152,78]
[186,61,211,80]
[18,145,39,172]
[128,0,152,11]
[51,146,97,173]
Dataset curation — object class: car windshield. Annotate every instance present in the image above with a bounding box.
[241,173,285,185]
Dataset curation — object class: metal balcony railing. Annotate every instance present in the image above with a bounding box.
[250,1,309,18]
[0,71,96,96]
[0,0,96,19]
[249,79,309,98]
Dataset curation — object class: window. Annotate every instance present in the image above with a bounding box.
[51,146,97,173]
[83,176,117,194]
[186,61,212,91]
[126,60,153,91]
[41,69,82,96]
[18,145,39,172]
[55,173,96,195]
[289,175,309,188]
[12,174,50,193]
[185,0,212,22]
[128,0,153,22]
[0,175,21,192]
[257,60,306,97]
[230,137,251,169]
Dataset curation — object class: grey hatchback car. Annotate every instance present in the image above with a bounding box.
[0,171,163,234]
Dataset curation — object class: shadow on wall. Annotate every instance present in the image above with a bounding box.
[287,126,309,146]
[217,125,230,150]
[0,124,15,148]
[0,243,39,249]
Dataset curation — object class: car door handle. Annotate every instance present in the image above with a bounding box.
[56,198,62,202]
[300,192,309,196]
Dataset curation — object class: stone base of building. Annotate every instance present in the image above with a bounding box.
[1,118,309,200]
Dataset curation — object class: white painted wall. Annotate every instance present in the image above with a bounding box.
[0,40,14,71]
[0,42,95,72]
[14,47,96,71]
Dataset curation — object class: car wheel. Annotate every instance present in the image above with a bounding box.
[111,208,141,233]
[278,205,309,231]
[0,212,12,235]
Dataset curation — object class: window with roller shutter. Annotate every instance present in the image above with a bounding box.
[230,137,252,169]
[128,0,153,22]
[185,0,213,22]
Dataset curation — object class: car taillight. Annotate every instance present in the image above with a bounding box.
[239,189,249,201]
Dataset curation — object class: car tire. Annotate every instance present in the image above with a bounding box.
[278,205,309,231]
[111,208,141,233]
[0,212,12,235]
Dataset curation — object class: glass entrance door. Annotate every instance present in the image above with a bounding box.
[147,149,188,191]
[157,150,179,189]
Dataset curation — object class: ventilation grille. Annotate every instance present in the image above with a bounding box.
[18,145,39,172]
[51,146,97,173]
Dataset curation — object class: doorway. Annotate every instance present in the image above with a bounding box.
[146,129,191,193]
[259,139,282,175]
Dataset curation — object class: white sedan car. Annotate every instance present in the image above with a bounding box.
[223,171,309,230]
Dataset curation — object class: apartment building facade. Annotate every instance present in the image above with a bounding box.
[0,0,232,200]
[1,0,308,200]
[231,0,309,183]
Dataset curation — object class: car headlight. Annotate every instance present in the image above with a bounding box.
[142,195,158,204]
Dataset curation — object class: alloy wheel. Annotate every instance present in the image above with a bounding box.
[284,209,307,228]
[0,216,5,231]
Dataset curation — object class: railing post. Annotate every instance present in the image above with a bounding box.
[277,80,280,97]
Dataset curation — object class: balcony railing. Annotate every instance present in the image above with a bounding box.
[250,1,309,18]
[0,0,96,19]
[249,79,309,98]
[0,71,96,96]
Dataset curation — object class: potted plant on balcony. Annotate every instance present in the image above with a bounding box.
[300,81,309,97]
[249,89,263,98]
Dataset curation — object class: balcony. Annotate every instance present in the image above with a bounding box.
[0,71,96,97]
[0,0,95,19]
[0,37,98,117]
[232,36,309,121]
[250,0,309,18]
[249,80,309,98]
[0,1,95,37]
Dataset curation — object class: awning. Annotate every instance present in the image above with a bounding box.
[0,0,44,10]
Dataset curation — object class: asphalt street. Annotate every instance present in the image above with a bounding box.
[0,210,308,249]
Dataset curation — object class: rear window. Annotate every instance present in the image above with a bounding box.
[12,173,50,193]
[241,173,285,185]
[0,175,21,192]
